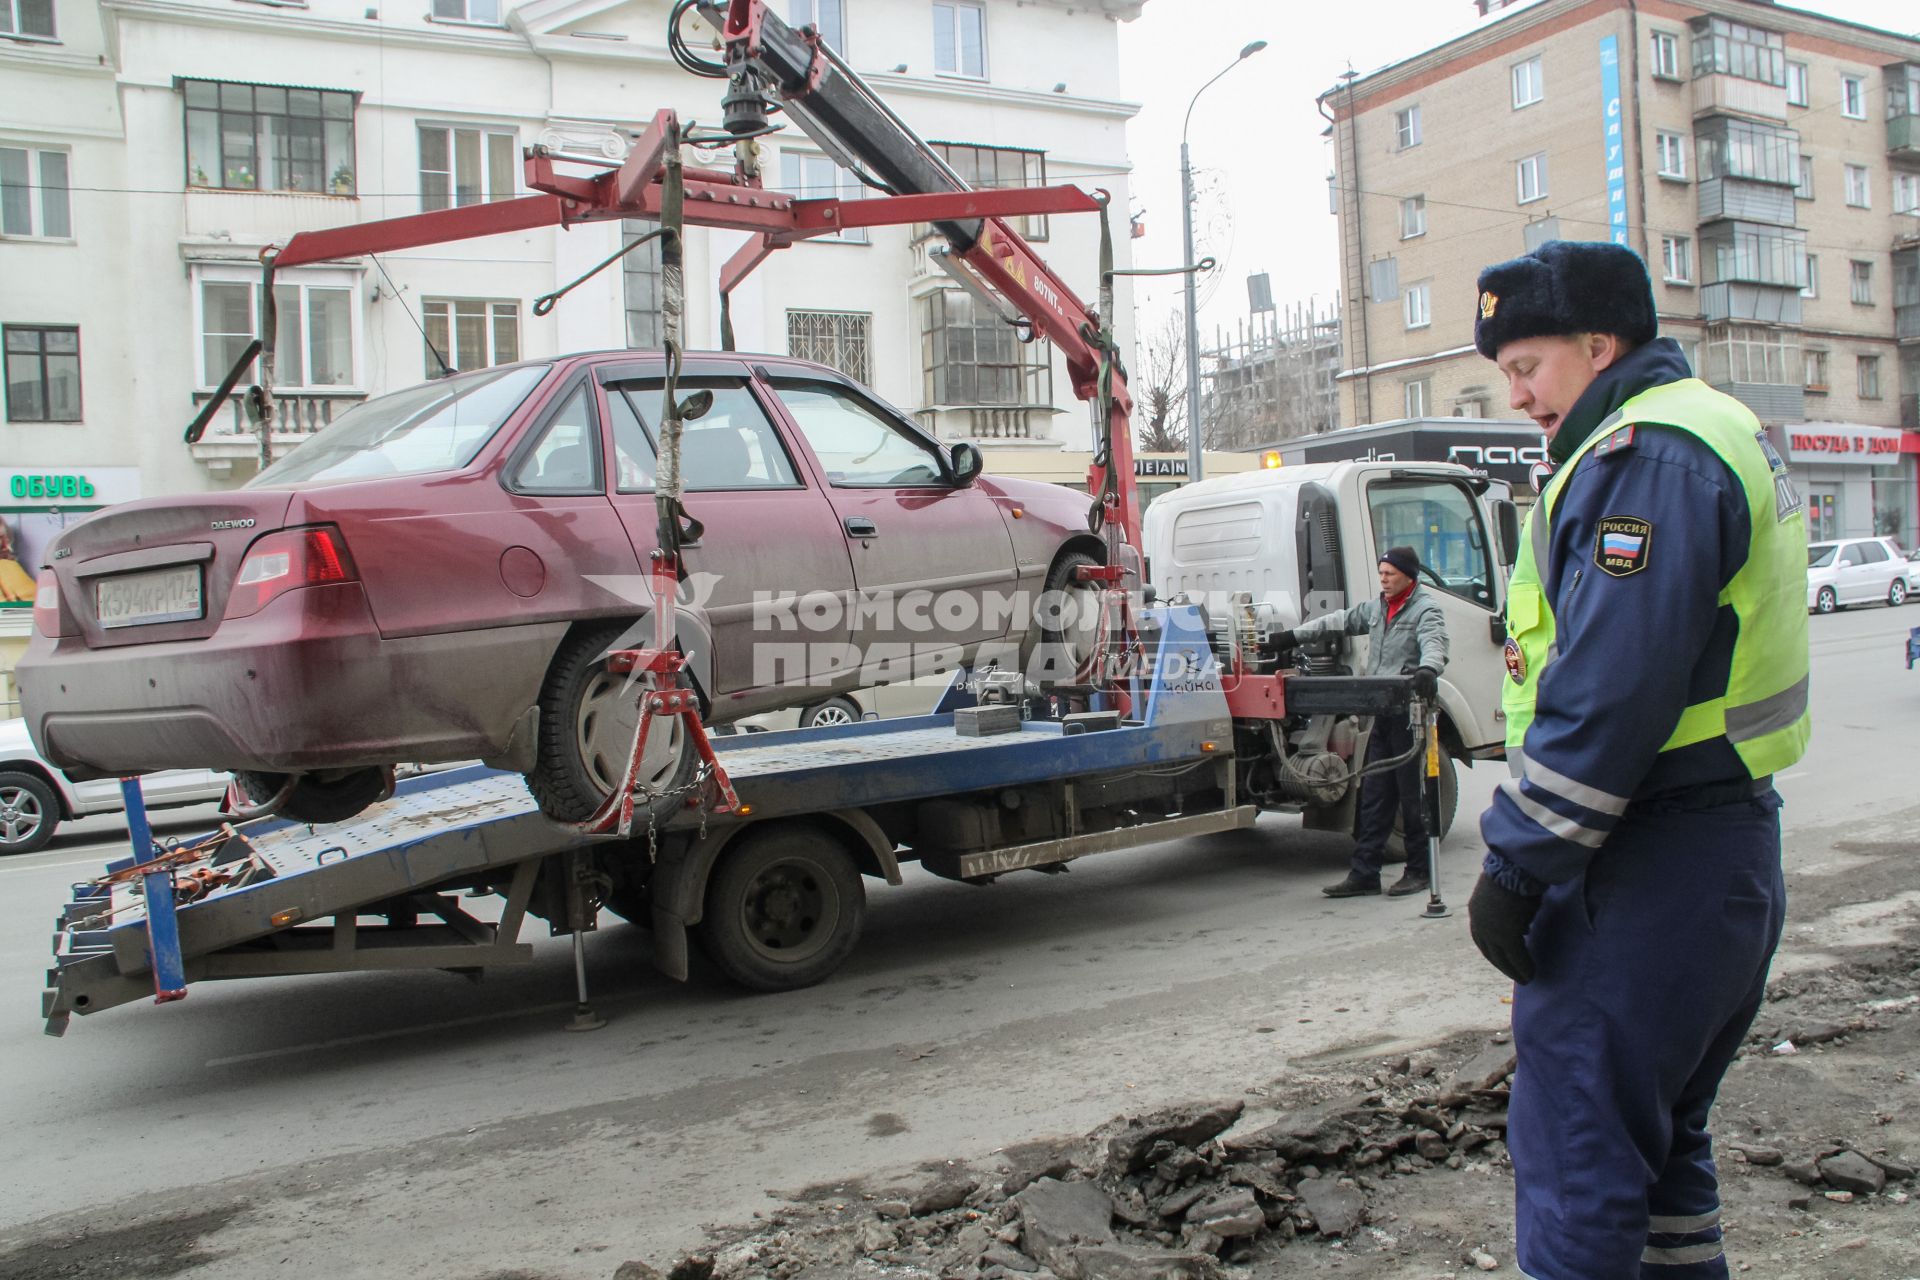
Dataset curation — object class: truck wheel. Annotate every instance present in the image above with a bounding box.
[234,768,391,825]
[528,623,697,824]
[698,824,865,992]
[1026,551,1103,685]
[0,770,60,856]
[1387,750,1457,861]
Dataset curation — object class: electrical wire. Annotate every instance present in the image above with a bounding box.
[371,253,451,377]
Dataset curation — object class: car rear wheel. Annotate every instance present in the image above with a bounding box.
[0,771,59,856]
[233,768,392,825]
[697,823,865,991]
[799,696,861,728]
[528,623,698,824]
[1891,580,1908,608]
[1815,586,1837,614]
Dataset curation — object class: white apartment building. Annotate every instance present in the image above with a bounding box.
[0,0,1141,613]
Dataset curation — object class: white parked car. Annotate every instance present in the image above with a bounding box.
[0,717,231,855]
[1807,537,1909,614]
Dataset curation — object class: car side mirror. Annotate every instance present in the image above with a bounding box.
[950,441,984,486]
[1494,499,1521,568]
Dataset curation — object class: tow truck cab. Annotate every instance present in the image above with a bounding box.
[1144,460,1520,835]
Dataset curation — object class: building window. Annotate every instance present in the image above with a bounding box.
[1844,164,1870,208]
[1803,348,1827,391]
[0,145,70,238]
[0,0,56,39]
[1703,222,1808,290]
[1702,323,1798,385]
[1840,75,1866,120]
[933,2,985,78]
[1786,61,1809,106]
[1858,354,1881,399]
[1511,56,1544,109]
[787,309,872,383]
[1850,259,1874,306]
[791,0,844,51]
[779,151,869,243]
[1656,131,1686,180]
[196,268,358,390]
[1403,377,1429,418]
[622,219,664,350]
[931,140,1047,239]
[1399,195,1425,239]
[431,0,500,22]
[183,79,356,195]
[1650,30,1680,81]
[1795,154,1813,200]
[1689,17,1785,87]
[1661,235,1692,285]
[1395,105,1421,150]
[1404,280,1431,330]
[424,299,518,377]
[920,290,1049,407]
[1694,118,1800,186]
[1802,254,1818,298]
[3,325,80,422]
[1896,172,1920,215]
[1516,152,1548,204]
[418,125,516,212]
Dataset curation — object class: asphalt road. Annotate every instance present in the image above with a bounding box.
[0,602,1914,1278]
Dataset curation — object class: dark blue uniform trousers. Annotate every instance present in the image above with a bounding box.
[1350,713,1429,883]
[1508,792,1785,1278]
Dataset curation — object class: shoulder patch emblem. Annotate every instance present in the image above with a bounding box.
[1594,515,1653,577]
[1503,635,1526,685]
[1591,424,1637,459]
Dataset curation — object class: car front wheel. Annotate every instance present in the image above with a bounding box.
[1815,586,1837,614]
[527,623,698,824]
[0,770,59,856]
[1891,580,1908,608]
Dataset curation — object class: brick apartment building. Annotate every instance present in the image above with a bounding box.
[1320,0,1920,543]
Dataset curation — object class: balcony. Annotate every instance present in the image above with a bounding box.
[1902,393,1918,430]
[1890,63,1920,158]
[187,391,365,473]
[1693,74,1787,122]
[1700,282,1801,325]
[1708,381,1804,424]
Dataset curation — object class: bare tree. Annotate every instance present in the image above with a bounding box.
[1133,313,1187,454]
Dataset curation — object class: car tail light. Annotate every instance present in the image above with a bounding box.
[33,570,73,637]
[225,525,359,620]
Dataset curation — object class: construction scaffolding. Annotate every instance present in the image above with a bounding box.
[1202,290,1341,452]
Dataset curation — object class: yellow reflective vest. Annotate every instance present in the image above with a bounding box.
[1503,378,1811,778]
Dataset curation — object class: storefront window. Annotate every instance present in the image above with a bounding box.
[1873,472,1914,548]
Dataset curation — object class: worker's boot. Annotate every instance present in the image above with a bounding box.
[1387,870,1431,897]
[1322,872,1381,898]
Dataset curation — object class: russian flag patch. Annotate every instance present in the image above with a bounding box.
[1594,515,1653,577]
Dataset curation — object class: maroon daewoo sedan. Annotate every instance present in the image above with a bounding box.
[18,353,1103,824]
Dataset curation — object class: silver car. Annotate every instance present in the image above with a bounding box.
[0,716,230,855]
[1807,537,1909,614]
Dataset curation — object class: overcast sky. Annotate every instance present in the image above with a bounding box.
[1115,0,1920,353]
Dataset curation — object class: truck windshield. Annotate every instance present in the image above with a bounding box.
[250,365,548,487]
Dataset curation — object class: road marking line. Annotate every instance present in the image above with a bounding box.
[0,856,117,876]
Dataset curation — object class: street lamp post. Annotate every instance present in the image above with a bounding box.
[1182,39,1266,484]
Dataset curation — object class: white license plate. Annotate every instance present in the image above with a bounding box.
[96,566,204,629]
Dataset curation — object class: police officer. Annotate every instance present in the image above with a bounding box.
[1465,241,1809,1278]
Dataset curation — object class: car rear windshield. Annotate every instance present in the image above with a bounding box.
[250,365,548,486]
[1808,544,1837,568]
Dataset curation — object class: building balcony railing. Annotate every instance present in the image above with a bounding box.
[1707,380,1803,425]
[1693,74,1787,123]
[1700,282,1802,325]
[1892,115,1920,160]
[186,390,366,471]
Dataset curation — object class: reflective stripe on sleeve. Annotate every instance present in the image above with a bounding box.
[1496,778,1609,848]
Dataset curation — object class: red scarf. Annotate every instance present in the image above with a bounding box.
[1384,582,1415,625]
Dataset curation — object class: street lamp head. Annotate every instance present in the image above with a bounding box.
[1239,40,1268,59]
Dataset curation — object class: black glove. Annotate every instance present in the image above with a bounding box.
[1468,873,1542,985]
[1272,629,1300,655]
[1411,666,1439,701]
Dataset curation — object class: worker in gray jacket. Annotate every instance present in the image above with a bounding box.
[1280,546,1451,898]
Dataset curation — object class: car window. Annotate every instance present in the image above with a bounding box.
[1808,544,1837,568]
[1858,541,1888,564]
[607,380,801,491]
[1839,543,1863,565]
[770,380,946,487]
[510,384,601,493]
[253,365,546,486]
[1365,478,1494,608]
[607,388,658,493]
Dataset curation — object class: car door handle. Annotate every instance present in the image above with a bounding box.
[845,517,878,538]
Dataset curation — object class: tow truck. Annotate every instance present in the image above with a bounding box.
[37,0,1518,1036]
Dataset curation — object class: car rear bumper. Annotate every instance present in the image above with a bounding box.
[17,583,566,777]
